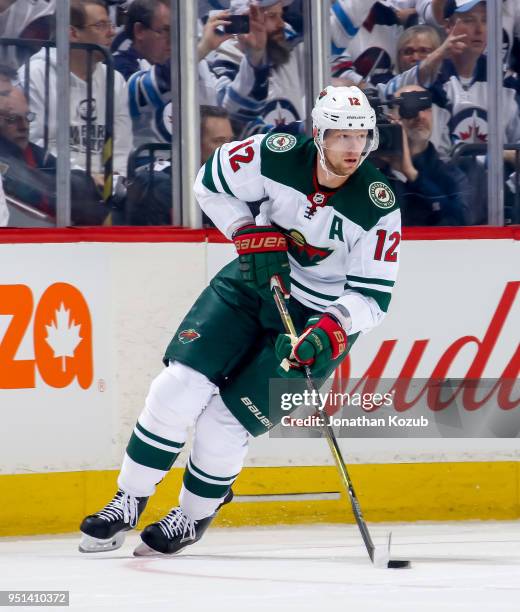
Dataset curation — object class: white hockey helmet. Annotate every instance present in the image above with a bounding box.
[311,85,379,175]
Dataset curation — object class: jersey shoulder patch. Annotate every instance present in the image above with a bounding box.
[264,132,298,153]
[332,161,398,231]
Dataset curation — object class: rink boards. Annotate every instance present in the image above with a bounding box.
[0,227,519,535]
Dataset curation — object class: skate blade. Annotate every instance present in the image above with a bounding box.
[133,541,167,557]
[79,531,126,553]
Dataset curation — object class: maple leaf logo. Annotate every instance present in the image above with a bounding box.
[45,303,83,371]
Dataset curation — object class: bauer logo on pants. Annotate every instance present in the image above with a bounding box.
[178,329,201,344]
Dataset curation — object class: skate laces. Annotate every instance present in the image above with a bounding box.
[158,507,196,541]
[97,491,140,528]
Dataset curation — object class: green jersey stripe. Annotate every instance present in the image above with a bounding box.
[201,151,218,193]
[126,431,179,471]
[135,421,184,450]
[346,274,395,287]
[346,283,392,312]
[188,458,239,483]
[217,148,234,197]
[291,277,338,301]
[183,469,232,499]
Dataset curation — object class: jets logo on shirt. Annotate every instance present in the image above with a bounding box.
[449,108,488,146]
[274,226,333,267]
[265,133,297,153]
[368,182,395,209]
[178,329,200,344]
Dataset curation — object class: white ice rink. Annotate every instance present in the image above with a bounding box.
[1,521,519,612]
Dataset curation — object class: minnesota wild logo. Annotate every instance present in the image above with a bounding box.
[265,133,297,153]
[274,225,333,267]
[368,182,395,209]
[178,329,200,344]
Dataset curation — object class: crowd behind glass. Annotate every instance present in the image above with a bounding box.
[0,0,518,228]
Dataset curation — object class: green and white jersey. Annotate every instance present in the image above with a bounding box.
[194,133,401,336]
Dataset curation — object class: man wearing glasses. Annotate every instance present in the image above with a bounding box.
[18,0,132,195]
[112,0,171,81]
[0,75,108,225]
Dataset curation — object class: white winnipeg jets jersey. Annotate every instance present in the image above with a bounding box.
[194,133,401,336]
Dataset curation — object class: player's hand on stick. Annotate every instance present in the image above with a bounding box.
[233,225,291,300]
[275,314,347,378]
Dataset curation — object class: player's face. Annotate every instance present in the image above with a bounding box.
[322,129,368,175]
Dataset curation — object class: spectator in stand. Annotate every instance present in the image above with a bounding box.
[396,24,441,73]
[200,105,234,164]
[0,76,108,225]
[330,0,419,87]
[125,105,234,225]
[375,84,471,225]
[18,0,133,195]
[126,8,233,147]
[0,0,55,68]
[112,0,171,80]
[383,0,520,161]
[209,0,304,137]
[416,0,520,70]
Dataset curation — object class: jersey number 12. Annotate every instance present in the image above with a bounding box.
[374,229,400,262]
[229,139,255,172]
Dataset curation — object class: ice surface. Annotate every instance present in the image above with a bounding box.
[1,521,520,611]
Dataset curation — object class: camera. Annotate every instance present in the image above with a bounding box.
[394,90,432,119]
[223,14,250,34]
[364,88,403,155]
[364,89,433,156]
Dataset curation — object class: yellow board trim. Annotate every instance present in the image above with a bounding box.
[1,463,519,537]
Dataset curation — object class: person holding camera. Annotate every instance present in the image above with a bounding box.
[209,0,303,138]
[125,3,233,147]
[375,84,470,226]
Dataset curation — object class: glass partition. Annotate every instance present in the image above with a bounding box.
[0,0,515,228]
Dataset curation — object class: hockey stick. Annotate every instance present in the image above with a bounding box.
[270,276,410,569]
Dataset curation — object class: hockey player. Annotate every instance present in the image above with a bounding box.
[79,85,401,556]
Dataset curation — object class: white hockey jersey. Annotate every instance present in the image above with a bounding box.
[209,37,305,137]
[18,48,133,176]
[194,133,401,336]
[0,0,55,67]
[330,0,416,85]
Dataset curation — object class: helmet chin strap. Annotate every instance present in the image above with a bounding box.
[315,139,363,180]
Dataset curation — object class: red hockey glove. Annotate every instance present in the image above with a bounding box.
[275,314,348,377]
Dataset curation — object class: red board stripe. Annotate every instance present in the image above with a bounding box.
[0,226,519,244]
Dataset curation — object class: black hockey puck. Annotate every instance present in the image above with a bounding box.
[387,560,411,569]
